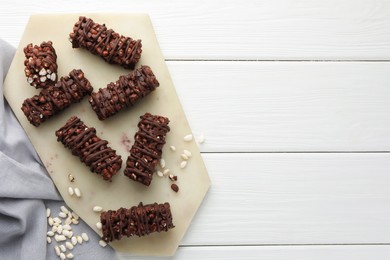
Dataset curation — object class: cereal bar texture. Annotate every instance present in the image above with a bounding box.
[21,69,92,127]
[124,113,170,186]
[69,16,142,69]
[100,202,174,242]
[24,41,58,89]
[88,65,159,120]
[55,116,122,181]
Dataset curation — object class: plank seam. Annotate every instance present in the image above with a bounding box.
[200,151,390,154]
[165,59,390,62]
[180,243,390,248]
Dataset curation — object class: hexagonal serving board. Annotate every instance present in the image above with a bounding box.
[3,14,210,256]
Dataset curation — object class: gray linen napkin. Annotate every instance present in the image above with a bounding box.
[0,39,117,260]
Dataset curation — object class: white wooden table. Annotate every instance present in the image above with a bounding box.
[1,0,390,259]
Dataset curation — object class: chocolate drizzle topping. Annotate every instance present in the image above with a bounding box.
[124,113,170,186]
[69,16,142,69]
[55,116,122,181]
[21,69,93,127]
[100,202,174,242]
[88,65,159,120]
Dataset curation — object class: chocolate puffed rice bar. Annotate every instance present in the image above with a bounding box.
[21,69,92,127]
[100,202,174,242]
[55,116,122,181]
[69,16,142,69]
[24,41,58,89]
[88,65,159,120]
[124,113,170,186]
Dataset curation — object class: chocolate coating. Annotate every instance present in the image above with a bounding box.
[100,202,174,242]
[24,41,58,89]
[21,69,92,127]
[69,16,142,69]
[88,65,159,120]
[124,113,170,186]
[55,116,122,181]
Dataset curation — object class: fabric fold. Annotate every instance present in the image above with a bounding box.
[0,39,116,259]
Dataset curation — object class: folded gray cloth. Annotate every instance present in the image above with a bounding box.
[0,39,117,260]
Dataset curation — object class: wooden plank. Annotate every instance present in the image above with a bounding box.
[125,245,390,260]
[179,153,390,245]
[167,61,390,152]
[1,0,390,60]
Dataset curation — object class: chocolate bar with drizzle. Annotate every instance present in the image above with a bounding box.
[124,113,170,186]
[55,116,122,181]
[24,41,58,89]
[21,69,92,127]
[88,65,159,120]
[69,16,142,69]
[100,202,174,242]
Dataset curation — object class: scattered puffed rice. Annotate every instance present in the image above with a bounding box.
[59,244,66,252]
[74,188,81,198]
[160,158,166,168]
[180,161,187,169]
[96,222,102,230]
[66,241,74,250]
[157,171,164,177]
[62,224,71,231]
[181,154,189,160]
[169,174,178,181]
[52,226,58,233]
[65,218,72,225]
[47,203,107,258]
[71,212,79,220]
[184,134,193,142]
[66,231,73,239]
[170,145,176,151]
[62,230,70,237]
[53,217,61,224]
[93,206,103,212]
[68,174,75,182]
[68,187,74,196]
[55,246,61,256]
[57,225,63,234]
[55,235,66,242]
[163,169,170,176]
[48,217,54,226]
[183,149,192,157]
[81,233,89,241]
[99,240,107,247]
[71,236,77,245]
[198,134,205,144]
[60,206,69,214]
